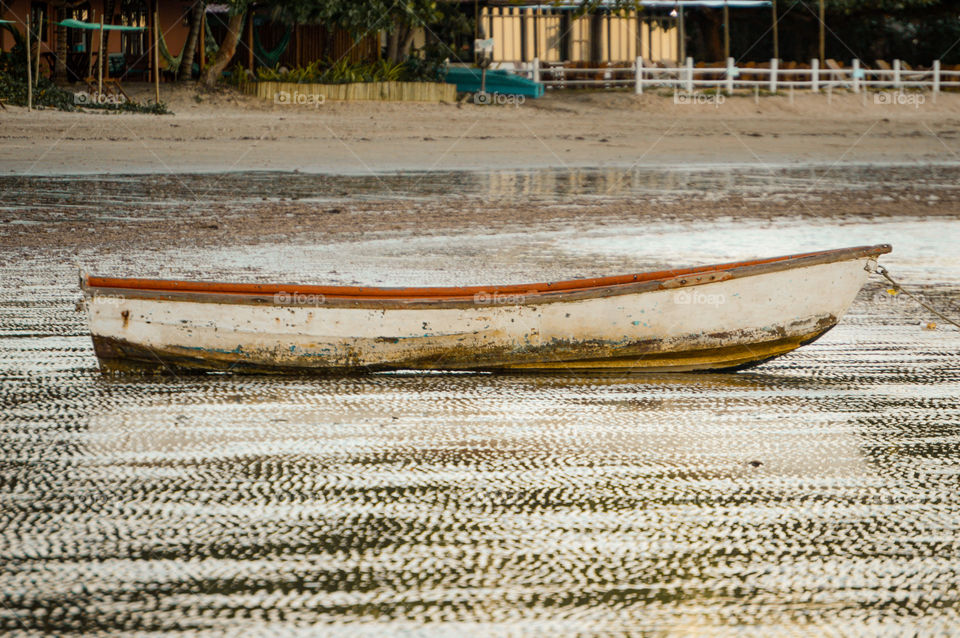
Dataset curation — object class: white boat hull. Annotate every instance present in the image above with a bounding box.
[82,246,889,374]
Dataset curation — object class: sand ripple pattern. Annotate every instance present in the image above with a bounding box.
[1,170,960,636]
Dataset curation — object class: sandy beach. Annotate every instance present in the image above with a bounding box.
[3,84,960,175]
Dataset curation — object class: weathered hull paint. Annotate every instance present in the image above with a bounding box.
[82,246,890,375]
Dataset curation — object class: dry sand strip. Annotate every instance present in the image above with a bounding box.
[2,85,960,175]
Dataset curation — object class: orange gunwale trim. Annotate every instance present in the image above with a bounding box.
[84,245,891,301]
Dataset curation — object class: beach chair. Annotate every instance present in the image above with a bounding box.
[900,61,927,84]
[824,58,845,87]
[873,60,892,87]
[83,76,132,105]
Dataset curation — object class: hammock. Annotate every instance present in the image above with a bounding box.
[204,16,218,56]
[157,24,183,69]
[253,24,291,69]
[199,14,289,69]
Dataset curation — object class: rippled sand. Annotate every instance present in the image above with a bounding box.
[1,167,959,636]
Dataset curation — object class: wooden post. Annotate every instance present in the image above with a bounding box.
[723,0,730,62]
[811,58,819,92]
[35,11,44,86]
[933,59,941,97]
[154,9,160,103]
[771,0,778,61]
[199,9,206,72]
[685,56,693,93]
[818,0,825,63]
[247,12,253,72]
[87,9,95,80]
[893,59,901,89]
[97,16,104,97]
[769,57,778,93]
[534,7,540,60]
[26,14,32,111]
[725,56,734,95]
[852,58,860,93]
[678,6,685,65]
[635,56,643,94]
[532,57,540,83]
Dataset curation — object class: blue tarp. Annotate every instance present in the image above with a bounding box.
[57,19,145,31]
[445,67,545,98]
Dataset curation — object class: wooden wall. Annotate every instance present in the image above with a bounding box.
[482,7,676,64]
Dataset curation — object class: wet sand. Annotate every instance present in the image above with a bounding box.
[2,165,960,632]
[2,165,960,256]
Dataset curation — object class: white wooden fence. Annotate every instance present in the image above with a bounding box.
[516,57,960,94]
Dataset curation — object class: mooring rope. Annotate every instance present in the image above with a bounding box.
[873,263,960,330]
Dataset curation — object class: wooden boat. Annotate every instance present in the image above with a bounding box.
[81,244,891,375]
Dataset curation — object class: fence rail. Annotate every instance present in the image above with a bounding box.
[513,57,960,94]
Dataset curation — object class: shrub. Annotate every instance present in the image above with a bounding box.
[253,56,447,84]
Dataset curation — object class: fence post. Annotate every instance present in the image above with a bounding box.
[686,57,694,93]
[725,57,735,95]
[852,59,860,93]
[811,58,819,92]
[893,59,901,89]
[933,59,941,96]
[769,58,778,93]
[533,57,540,84]
[635,57,643,94]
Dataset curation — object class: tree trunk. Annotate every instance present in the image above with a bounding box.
[387,29,399,63]
[400,26,416,59]
[178,1,204,80]
[386,22,415,63]
[200,10,244,86]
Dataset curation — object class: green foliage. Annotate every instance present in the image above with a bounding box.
[823,0,944,10]
[268,0,440,36]
[429,1,475,63]
[253,57,443,84]
[224,62,251,87]
[1,44,169,113]
[401,45,447,82]
[372,59,406,81]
